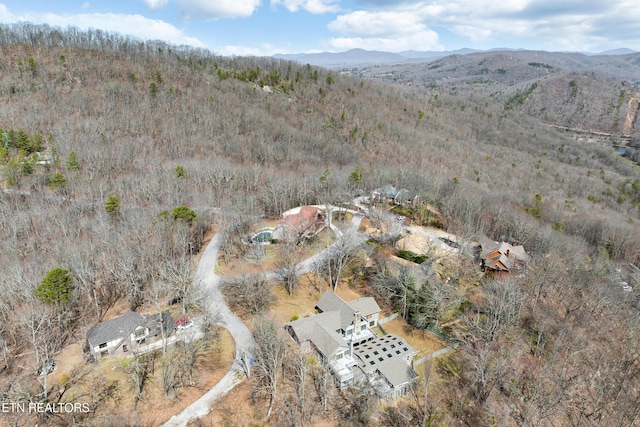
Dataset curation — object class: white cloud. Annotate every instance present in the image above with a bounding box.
[173,0,262,20]
[217,43,284,56]
[142,0,169,10]
[329,11,427,37]
[451,25,492,42]
[327,0,640,52]
[0,4,16,21]
[327,9,441,51]
[330,30,441,52]
[271,0,340,14]
[81,2,90,9]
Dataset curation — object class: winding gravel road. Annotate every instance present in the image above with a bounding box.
[163,230,254,427]
[163,204,462,425]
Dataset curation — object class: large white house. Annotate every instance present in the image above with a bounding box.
[285,291,417,398]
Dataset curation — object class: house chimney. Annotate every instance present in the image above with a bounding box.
[505,249,510,258]
[351,311,360,357]
[353,311,360,334]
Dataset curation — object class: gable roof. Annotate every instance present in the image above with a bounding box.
[349,297,380,317]
[143,311,174,336]
[286,311,346,359]
[316,291,347,313]
[376,358,419,387]
[480,240,530,271]
[87,311,145,348]
[316,291,381,330]
[310,323,348,358]
[372,184,398,199]
[394,188,414,204]
[280,206,322,234]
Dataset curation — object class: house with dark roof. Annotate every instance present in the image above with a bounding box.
[285,291,418,397]
[86,311,174,360]
[352,334,418,398]
[478,239,530,275]
[371,185,398,206]
[393,188,418,206]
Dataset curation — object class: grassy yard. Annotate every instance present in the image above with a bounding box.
[269,277,449,359]
[39,326,234,426]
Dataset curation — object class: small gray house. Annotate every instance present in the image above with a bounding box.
[86,311,174,360]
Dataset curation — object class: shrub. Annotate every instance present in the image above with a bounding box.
[104,195,121,216]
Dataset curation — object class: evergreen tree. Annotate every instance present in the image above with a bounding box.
[66,151,79,170]
[35,268,73,305]
[48,173,67,189]
[172,205,197,224]
[408,281,438,330]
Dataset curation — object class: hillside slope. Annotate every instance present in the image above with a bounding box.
[356,50,640,137]
[0,24,639,427]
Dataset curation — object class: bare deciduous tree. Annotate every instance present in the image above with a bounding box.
[223,274,274,316]
[252,315,288,418]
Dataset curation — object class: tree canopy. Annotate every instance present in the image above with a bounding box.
[34,268,73,305]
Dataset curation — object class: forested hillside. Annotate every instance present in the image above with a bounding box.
[1,24,639,426]
[357,50,640,136]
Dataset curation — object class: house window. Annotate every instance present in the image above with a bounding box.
[369,321,375,326]
[361,324,367,330]
[373,351,379,355]
[123,345,128,353]
[378,357,384,362]
[100,350,108,357]
[99,343,107,349]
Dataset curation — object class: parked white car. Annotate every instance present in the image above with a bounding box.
[177,320,194,330]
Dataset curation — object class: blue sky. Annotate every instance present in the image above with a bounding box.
[0,1,638,56]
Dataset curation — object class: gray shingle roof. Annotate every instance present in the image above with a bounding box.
[373,185,398,199]
[286,312,346,358]
[86,311,145,348]
[394,189,414,204]
[316,291,381,330]
[316,291,347,313]
[376,358,418,387]
[349,297,380,317]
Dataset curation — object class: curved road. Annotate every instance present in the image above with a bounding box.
[164,206,365,425]
[163,204,462,425]
[163,230,254,427]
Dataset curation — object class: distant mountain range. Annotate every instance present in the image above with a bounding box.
[274,48,638,69]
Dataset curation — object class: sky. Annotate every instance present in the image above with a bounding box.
[0,1,638,56]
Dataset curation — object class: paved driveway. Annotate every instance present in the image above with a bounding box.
[163,231,254,426]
